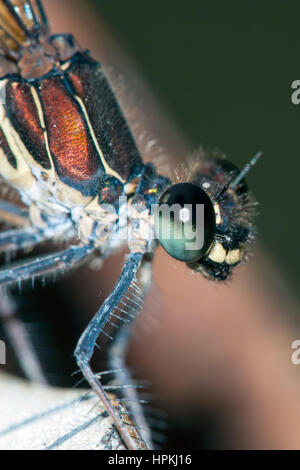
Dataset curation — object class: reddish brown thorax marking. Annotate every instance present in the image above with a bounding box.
[68,72,85,98]
[0,2,143,197]
[38,76,102,182]
[6,82,50,169]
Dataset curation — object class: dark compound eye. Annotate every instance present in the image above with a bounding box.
[154,182,216,262]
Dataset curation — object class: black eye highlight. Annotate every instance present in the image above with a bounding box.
[155,182,216,262]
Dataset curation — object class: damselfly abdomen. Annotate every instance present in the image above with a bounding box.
[0,0,260,450]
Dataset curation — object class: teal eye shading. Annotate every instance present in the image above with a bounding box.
[155,183,216,262]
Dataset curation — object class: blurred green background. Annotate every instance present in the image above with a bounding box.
[87,0,300,299]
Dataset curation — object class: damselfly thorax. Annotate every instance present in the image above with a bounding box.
[0,0,261,450]
[0,3,155,255]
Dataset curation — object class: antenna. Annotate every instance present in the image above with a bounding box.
[229,151,262,190]
[216,151,262,201]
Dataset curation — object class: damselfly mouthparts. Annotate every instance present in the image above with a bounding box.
[0,0,261,450]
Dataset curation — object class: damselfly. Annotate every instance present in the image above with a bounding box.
[0,0,260,450]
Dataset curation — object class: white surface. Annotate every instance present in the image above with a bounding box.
[0,373,126,450]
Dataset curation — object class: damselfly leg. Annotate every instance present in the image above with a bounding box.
[75,252,149,450]
[0,200,49,257]
[0,207,79,385]
[0,244,93,383]
[108,255,154,449]
[0,227,47,255]
[0,289,46,384]
[0,241,149,448]
[0,244,93,286]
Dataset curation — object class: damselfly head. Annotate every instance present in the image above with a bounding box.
[154,152,261,280]
[155,182,216,263]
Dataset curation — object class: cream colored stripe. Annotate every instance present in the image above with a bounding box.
[0,102,36,191]
[73,94,125,184]
[30,85,55,173]
[60,61,71,71]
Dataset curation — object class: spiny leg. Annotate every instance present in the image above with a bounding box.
[74,252,148,450]
[0,200,75,257]
[0,227,48,259]
[108,255,154,449]
[0,219,67,382]
[0,289,46,384]
[0,244,93,383]
[0,223,87,383]
[0,199,47,259]
[0,244,93,287]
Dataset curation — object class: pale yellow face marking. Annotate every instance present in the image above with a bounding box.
[214,203,222,225]
[225,248,243,265]
[208,241,226,264]
[73,94,126,184]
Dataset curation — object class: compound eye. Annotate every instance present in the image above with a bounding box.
[155,182,216,262]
